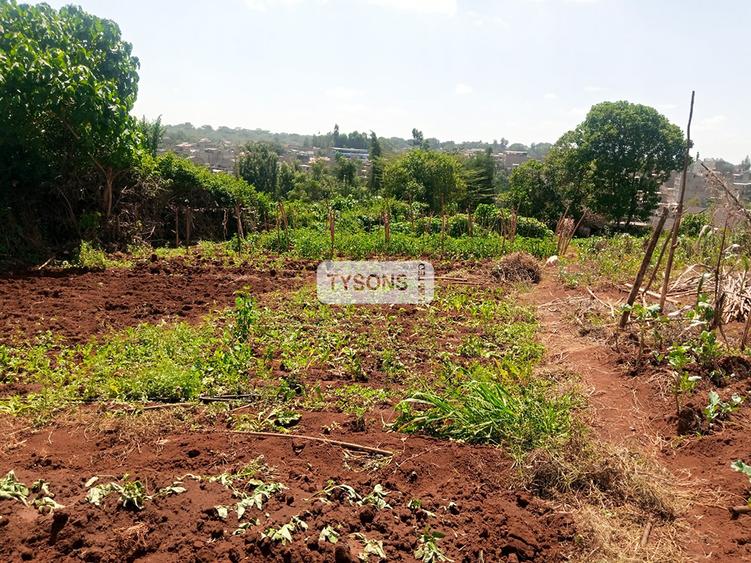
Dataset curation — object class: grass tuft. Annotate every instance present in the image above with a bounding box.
[395,377,575,456]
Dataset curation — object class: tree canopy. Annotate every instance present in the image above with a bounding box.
[0,0,142,222]
[568,101,685,225]
[506,101,685,227]
[383,149,465,212]
[236,142,280,197]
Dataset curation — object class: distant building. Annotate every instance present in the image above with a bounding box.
[331,147,369,161]
[502,150,528,170]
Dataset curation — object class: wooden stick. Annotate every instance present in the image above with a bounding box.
[620,208,669,328]
[643,230,671,296]
[618,284,681,305]
[659,90,695,311]
[198,394,258,403]
[640,520,653,548]
[729,505,751,517]
[185,207,192,247]
[713,221,729,308]
[234,203,244,239]
[741,310,751,351]
[209,429,394,456]
[175,207,180,247]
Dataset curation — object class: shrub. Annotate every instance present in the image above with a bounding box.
[474,203,497,229]
[448,214,469,237]
[415,217,442,235]
[679,212,709,237]
[515,216,553,238]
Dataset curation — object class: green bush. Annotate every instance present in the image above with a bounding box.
[679,212,709,236]
[474,203,497,229]
[415,217,442,235]
[448,214,469,237]
[516,216,554,238]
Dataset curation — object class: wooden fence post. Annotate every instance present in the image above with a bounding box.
[234,203,245,239]
[174,207,180,247]
[659,90,695,311]
[620,207,669,328]
[185,206,192,247]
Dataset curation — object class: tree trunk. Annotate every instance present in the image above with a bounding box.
[103,168,115,219]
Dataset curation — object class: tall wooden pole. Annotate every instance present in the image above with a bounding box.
[620,207,669,328]
[659,91,695,311]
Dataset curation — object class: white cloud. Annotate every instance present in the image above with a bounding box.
[584,85,604,93]
[544,92,558,100]
[325,87,362,100]
[455,83,474,95]
[568,106,588,117]
[368,0,457,16]
[466,10,510,28]
[695,114,727,131]
[244,0,305,11]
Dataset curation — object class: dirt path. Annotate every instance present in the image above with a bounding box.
[521,273,751,562]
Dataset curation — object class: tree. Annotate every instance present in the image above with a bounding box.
[333,124,340,147]
[528,142,553,160]
[334,155,358,188]
[462,148,496,210]
[368,131,383,193]
[507,160,562,225]
[741,156,751,172]
[0,1,142,228]
[138,115,165,158]
[567,101,684,225]
[383,149,465,212]
[411,128,424,148]
[714,159,736,175]
[278,161,296,199]
[507,143,528,151]
[236,142,279,197]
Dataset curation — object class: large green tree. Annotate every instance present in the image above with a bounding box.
[236,142,280,197]
[567,101,684,225]
[0,1,142,229]
[507,160,562,225]
[462,147,496,210]
[383,149,465,212]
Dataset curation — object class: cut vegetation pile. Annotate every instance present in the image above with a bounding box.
[491,252,542,284]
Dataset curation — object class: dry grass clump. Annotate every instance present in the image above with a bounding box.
[492,252,542,284]
[520,434,692,562]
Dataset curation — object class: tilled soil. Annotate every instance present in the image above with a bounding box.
[0,258,314,344]
[0,413,573,562]
[2,258,750,561]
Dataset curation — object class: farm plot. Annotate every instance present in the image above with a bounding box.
[0,252,749,561]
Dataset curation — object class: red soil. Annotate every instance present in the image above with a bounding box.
[521,276,751,562]
[1,259,750,561]
[0,257,313,344]
[0,412,573,562]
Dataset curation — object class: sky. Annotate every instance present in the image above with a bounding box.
[36,0,751,162]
